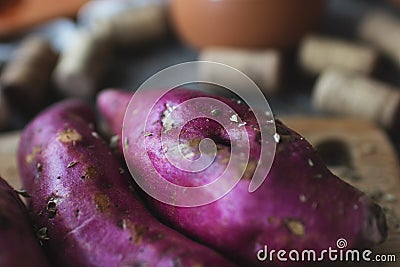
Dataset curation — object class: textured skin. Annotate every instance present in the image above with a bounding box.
[98,89,388,266]
[0,178,50,267]
[18,100,235,267]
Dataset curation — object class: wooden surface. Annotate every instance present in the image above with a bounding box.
[0,0,88,37]
[0,118,399,265]
[282,117,400,266]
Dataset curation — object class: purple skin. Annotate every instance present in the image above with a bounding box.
[98,89,388,266]
[17,100,235,267]
[0,178,50,267]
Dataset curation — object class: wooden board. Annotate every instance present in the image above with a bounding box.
[0,0,88,38]
[0,131,21,190]
[0,118,399,265]
[282,117,400,266]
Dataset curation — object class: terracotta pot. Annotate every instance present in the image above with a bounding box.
[169,0,326,49]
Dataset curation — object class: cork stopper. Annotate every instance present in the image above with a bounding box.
[53,30,112,100]
[299,35,378,75]
[0,36,58,113]
[199,48,282,94]
[359,11,400,67]
[96,4,168,49]
[313,69,400,131]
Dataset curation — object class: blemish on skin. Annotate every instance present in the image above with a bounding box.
[25,145,42,163]
[36,163,43,171]
[124,138,129,149]
[134,224,149,244]
[230,114,239,123]
[285,219,305,237]
[57,129,82,143]
[308,159,314,167]
[299,194,307,203]
[67,161,78,168]
[268,217,276,225]
[81,166,97,179]
[94,193,110,213]
[37,227,49,241]
[46,197,60,219]
[92,132,100,139]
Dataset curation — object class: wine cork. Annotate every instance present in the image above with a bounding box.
[313,69,400,131]
[299,35,378,75]
[0,36,58,113]
[53,30,112,100]
[97,4,168,49]
[359,11,400,67]
[199,48,282,94]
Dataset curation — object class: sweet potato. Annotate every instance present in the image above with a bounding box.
[97,88,388,265]
[18,100,235,267]
[0,177,50,267]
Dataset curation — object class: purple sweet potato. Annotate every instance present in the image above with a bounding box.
[97,88,388,265]
[0,177,50,267]
[17,99,235,267]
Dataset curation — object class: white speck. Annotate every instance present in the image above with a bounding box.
[299,194,307,203]
[308,159,314,167]
[238,122,247,127]
[353,204,359,210]
[211,109,219,116]
[92,132,99,139]
[237,100,242,104]
[162,103,177,132]
[273,133,280,143]
[230,114,239,123]
[265,111,272,117]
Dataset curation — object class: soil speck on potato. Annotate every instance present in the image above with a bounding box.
[57,129,82,144]
[25,145,41,163]
[285,219,305,237]
[94,193,110,213]
[67,161,78,168]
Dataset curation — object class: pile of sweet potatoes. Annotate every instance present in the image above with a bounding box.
[0,88,387,266]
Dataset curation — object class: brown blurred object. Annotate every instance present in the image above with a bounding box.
[299,35,378,76]
[53,30,112,100]
[97,4,168,49]
[0,36,58,113]
[0,0,88,37]
[0,0,19,13]
[169,0,326,49]
[359,11,400,68]
[199,48,282,94]
[313,69,400,131]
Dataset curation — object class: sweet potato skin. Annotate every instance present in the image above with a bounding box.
[98,89,387,265]
[0,177,50,267]
[18,100,234,267]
